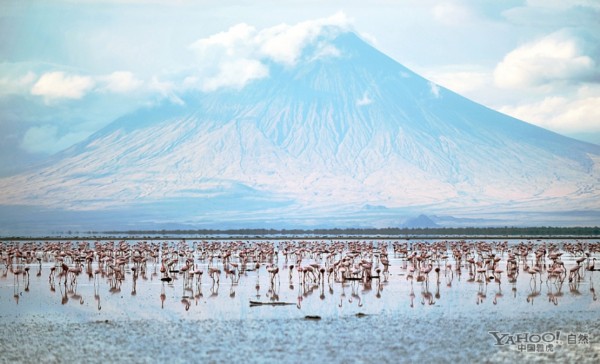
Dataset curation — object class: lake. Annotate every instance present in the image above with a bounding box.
[0,238,598,363]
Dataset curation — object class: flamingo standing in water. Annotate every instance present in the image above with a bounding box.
[421,263,433,288]
[586,258,597,272]
[569,263,581,282]
[267,265,279,286]
[208,267,221,285]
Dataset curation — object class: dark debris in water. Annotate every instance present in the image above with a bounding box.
[249,300,295,307]
[304,315,321,320]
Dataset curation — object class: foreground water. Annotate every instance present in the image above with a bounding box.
[0,238,599,363]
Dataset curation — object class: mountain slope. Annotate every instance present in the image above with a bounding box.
[1,32,599,231]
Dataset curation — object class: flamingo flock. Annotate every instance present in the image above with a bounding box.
[0,238,598,310]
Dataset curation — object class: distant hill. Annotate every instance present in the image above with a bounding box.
[403,215,438,228]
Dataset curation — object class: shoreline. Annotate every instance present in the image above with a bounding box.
[2,235,600,241]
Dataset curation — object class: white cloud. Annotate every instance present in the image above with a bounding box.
[257,12,351,65]
[525,0,600,10]
[494,30,598,89]
[503,0,600,29]
[149,76,184,105]
[0,71,37,97]
[189,23,257,60]
[29,70,148,101]
[356,91,372,106]
[187,12,352,92]
[499,85,600,134]
[357,32,378,47]
[31,71,95,101]
[20,124,90,154]
[307,42,342,62]
[202,59,269,92]
[424,66,489,94]
[432,2,473,26]
[99,71,143,93]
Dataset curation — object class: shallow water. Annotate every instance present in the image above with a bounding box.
[0,238,599,363]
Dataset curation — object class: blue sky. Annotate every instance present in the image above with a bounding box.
[1,0,599,176]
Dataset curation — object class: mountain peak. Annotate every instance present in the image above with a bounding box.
[1,23,599,233]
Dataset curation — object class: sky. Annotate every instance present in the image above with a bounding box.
[1,0,599,176]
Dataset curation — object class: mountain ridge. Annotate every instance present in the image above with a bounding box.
[1,31,599,233]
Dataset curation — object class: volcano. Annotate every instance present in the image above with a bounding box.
[1,30,599,233]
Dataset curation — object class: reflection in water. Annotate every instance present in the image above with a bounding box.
[526,280,542,305]
[590,278,597,301]
[210,282,219,297]
[546,277,563,305]
[13,271,21,304]
[569,280,581,296]
[421,284,435,306]
[492,284,503,305]
[349,281,363,307]
[267,279,279,302]
[59,282,68,305]
[94,278,102,311]
[160,292,166,309]
[476,281,486,305]
[181,296,191,311]
[445,266,453,287]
